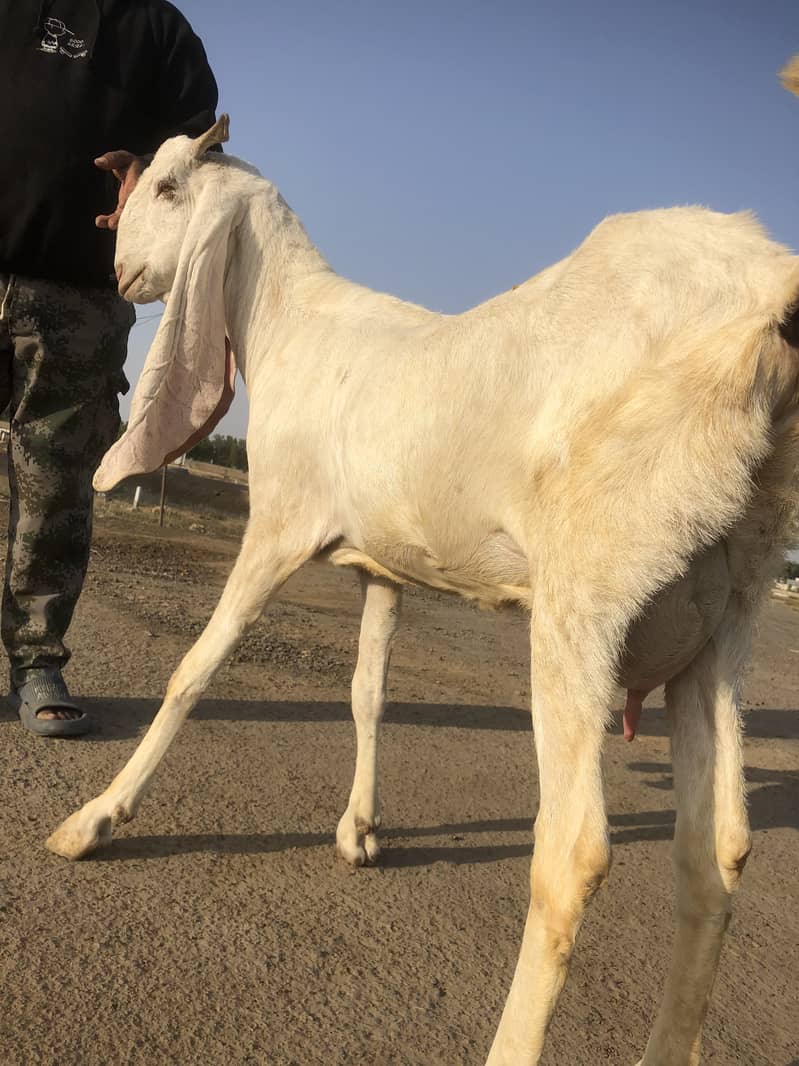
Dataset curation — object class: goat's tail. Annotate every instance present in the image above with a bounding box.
[780,56,799,97]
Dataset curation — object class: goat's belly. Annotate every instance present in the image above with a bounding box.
[618,543,730,691]
[327,531,532,608]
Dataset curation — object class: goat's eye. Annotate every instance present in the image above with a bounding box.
[155,179,177,201]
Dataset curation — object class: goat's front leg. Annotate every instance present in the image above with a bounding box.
[336,573,402,866]
[486,611,613,1066]
[47,516,323,860]
[636,612,752,1066]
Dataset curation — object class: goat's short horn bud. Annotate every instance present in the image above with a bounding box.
[193,114,230,157]
[779,56,799,97]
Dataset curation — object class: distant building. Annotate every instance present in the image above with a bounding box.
[0,421,9,447]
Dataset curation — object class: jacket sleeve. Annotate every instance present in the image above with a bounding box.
[145,4,220,150]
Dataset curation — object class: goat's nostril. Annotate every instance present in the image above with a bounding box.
[115,264,124,282]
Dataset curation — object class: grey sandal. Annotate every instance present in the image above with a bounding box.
[8,668,90,737]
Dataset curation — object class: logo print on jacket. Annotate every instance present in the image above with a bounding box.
[39,17,88,59]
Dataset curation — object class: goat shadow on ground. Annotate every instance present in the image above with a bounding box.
[2,695,795,742]
[622,760,799,835]
[94,817,538,866]
[40,699,790,863]
[612,704,799,742]
[93,773,798,862]
[94,813,652,866]
[0,696,536,740]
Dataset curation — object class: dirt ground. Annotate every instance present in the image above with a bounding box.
[0,498,796,1066]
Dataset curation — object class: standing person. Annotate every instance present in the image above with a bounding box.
[0,1,220,735]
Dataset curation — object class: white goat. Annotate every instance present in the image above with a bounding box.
[48,63,799,1065]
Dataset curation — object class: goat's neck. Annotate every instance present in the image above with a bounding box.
[223,188,331,385]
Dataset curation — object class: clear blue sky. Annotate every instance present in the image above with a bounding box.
[125,0,799,437]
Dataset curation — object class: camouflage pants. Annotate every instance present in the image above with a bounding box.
[0,274,133,682]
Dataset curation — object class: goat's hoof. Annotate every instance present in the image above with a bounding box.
[363,831,381,863]
[335,815,381,867]
[46,802,113,860]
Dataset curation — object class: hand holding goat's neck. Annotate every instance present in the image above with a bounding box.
[94,151,148,230]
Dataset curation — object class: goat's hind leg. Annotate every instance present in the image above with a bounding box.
[47,518,322,860]
[336,573,402,866]
[637,618,752,1066]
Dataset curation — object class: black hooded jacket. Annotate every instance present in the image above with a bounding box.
[0,0,219,285]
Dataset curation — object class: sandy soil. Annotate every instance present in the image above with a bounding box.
[0,503,796,1066]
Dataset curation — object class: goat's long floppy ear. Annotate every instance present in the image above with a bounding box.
[94,177,241,492]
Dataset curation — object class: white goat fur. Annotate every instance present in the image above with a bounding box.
[49,82,799,1066]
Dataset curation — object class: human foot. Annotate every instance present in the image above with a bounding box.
[9,668,90,736]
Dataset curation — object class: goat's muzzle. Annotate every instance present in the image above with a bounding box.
[117,265,144,300]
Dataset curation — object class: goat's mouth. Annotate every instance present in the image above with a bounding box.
[118,266,145,300]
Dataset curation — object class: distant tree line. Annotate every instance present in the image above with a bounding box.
[188,434,248,472]
[782,560,799,579]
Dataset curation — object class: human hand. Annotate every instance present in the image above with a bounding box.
[94,150,146,230]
